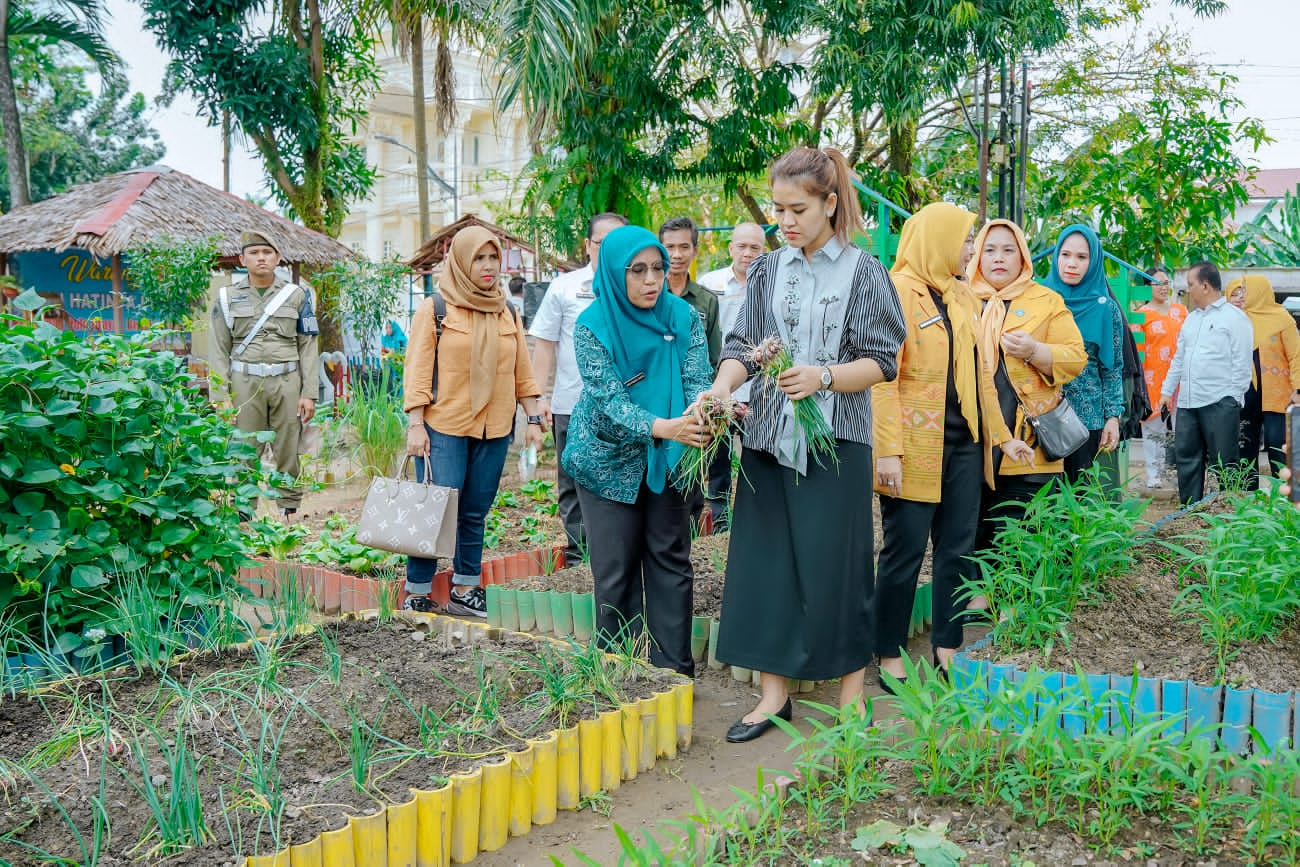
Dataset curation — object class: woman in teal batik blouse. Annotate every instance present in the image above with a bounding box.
[1043,224,1126,483]
[561,225,715,676]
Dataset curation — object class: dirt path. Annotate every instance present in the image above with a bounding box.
[281,450,1192,865]
[473,641,943,867]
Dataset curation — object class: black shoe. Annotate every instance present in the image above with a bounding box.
[726,698,792,743]
[877,673,908,696]
[446,586,487,618]
[403,594,437,613]
[932,651,950,683]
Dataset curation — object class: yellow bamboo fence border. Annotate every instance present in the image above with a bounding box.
[245,611,693,867]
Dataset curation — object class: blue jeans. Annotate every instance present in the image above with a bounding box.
[405,426,511,594]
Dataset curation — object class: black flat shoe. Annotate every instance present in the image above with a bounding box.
[726,698,792,743]
[932,651,950,683]
[877,673,907,696]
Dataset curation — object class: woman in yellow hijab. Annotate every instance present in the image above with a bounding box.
[1228,275,1300,482]
[966,219,1086,566]
[872,205,1032,686]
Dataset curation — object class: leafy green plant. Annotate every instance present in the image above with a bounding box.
[346,366,407,478]
[124,235,219,331]
[121,726,212,858]
[299,514,400,575]
[851,819,965,866]
[244,518,310,561]
[966,471,1146,656]
[1165,488,1300,680]
[519,478,556,504]
[519,513,549,545]
[315,258,406,362]
[0,318,260,657]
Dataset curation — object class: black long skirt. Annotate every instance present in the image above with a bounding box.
[715,442,875,681]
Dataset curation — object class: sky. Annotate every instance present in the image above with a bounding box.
[105,0,1300,203]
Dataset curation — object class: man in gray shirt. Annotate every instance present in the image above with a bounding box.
[1158,261,1254,504]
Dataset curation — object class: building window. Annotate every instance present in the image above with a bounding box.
[383,240,396,260]
[473,136,480,166]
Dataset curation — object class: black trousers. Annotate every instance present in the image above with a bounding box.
[1175,397,1241,504]
[705,433,734,528]
[553,414,586,566]
[876,438,981,655]
[576,482,694,676]
[1063,428,1104,484]
[975,473,1060,553]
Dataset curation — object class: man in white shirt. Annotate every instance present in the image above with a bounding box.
[530,212,628,565]
[1158,261,1254,504]
[698,221,766,335]
[696,221,767,531]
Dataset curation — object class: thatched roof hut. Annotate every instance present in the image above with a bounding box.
[0,165,353,266]
[407,213,540,271]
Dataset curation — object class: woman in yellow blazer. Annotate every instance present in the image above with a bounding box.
[1228,275,1300,484]
[967,219,1087,559]
[872,204,1033,686]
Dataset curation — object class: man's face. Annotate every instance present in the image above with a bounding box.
[660,229,697,278]
[1185,272,1215,310]
[585,219,620,268]
[728,226,765,276]
[239,245,280,282]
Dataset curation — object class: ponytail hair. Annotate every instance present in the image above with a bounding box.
[769,147,863,244]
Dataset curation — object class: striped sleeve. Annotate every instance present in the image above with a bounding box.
[844,254,906,382]
[720,252,775,376]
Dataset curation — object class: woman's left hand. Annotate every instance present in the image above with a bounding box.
[1000,438,1035,464]
[1099,417,1120,452]
[777,365,825,401]
[525,423,545,452]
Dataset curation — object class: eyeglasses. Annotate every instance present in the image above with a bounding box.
[626,263,667,277]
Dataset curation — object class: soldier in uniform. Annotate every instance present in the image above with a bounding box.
[211,230,320,516]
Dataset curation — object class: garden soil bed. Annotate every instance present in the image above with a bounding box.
[785,782,1233,866]
[0,616,681,865]
[970,496,1300,693]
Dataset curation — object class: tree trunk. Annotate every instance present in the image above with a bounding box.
[0,0,31,209]
[411,17,430,245]
[886,121,918,214]
[737,180,777,250]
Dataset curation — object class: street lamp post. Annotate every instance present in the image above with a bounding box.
[374,133,460,234]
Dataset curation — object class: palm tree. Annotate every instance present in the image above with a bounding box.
[0,0,120,209]
[364,0,478,243]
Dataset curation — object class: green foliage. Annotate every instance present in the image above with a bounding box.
[1234,183,1300,267]
[140,0,378,234]
[0,316,260,657]
[314,258,406,361]
[1164,488,1300,681]
[125,235,219,329]
[851,819,965,867]
[299,514,399,575]
[0,62,163,211]
[592,668,1299,864]
[1037,41,1267,266]
[346,367,407,478]
[967,472,1146,656]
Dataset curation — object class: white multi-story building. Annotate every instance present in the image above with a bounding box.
[339,38,533,264]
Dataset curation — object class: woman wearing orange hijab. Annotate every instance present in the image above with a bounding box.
[402,227,547,616]
[872,205,1033,686]
[966,219,1087,560]
[1228,275,1300,483]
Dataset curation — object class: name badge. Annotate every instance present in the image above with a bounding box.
[919,314,943,329]
[577,291,595,300]
[623,372,646,388]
